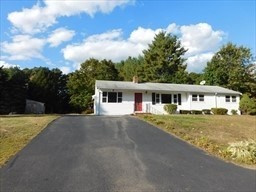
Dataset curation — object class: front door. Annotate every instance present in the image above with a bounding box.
[135,93,142,111]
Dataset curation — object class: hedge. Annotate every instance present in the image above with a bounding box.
[211,108,228,115]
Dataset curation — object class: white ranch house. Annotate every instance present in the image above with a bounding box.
[93,78,241,115]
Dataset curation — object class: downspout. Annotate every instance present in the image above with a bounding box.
[215,93,218,108]
[98,90,101,115]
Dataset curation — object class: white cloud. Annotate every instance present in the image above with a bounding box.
[1,35,46,60]
[186,53,214,72]
[129,27,161,44]
[59,66,72,74]
[48,28,75,47]
[180,23,224,55]
[62,28,154,66]
[8,0,133,34]
[0,60,19,68]
[62,23,224,72]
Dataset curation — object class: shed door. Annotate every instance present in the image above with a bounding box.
[135,93,142,111]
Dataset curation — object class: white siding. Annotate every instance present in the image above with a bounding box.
[94,88,241,115]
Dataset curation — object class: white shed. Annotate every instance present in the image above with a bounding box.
[94,79,241,115]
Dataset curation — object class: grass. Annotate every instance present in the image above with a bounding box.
[0,115,59,167]
[138,114,256,168]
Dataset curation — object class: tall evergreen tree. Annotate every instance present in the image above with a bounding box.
[142,32,188,83]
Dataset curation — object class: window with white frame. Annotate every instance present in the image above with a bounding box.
[192,94,204,102]
[226,95,236,103]
[192,94,198,101]
[156,93,160,104]
[152,93,181,105]
[232,96,236,102]
[173,94,178,104]
[199,95,204,101]
[102,92,122,103]
[225,95,230,102]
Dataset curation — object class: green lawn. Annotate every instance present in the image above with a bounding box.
[0,115,59,167]
[138,114,256,168]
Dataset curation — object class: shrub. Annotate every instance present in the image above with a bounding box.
[164,104,177,114]
[202,109,211,115]
[180,110,191,114]
[211,108,228,115]
[191,110,202,115]
[239,94,256,115]
[231,109,238,115]
[82,109,94,114]
[227,140,256,164]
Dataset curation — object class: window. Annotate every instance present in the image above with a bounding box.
[161,94,172,104]
[173,94,178,104]
[156,94,160,104]
[192,94,204,102]
[102,92,122,103]
[102,92,107,103]
[192,94,198,101]
[232,96,236,102]
[199,95,204,101]
[152,93,182,105]
[118,92,122,103]
[178,94,181,105]
[225,96,230,102]
[152,93,156,105]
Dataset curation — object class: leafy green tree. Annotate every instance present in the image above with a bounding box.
[142,32,188,83]
[187,72,203,84]
[67,58,119,111]
[116,56,144,81]
[203,43,255,96]
[27,67,70,113]
[0,67,28,114]
[239,94,256,115]
[0,67,9,114]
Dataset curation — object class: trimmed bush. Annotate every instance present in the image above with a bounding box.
[191,110,202,115]
[180,110,191,114]
[211,108,228,115]
[231,109,238,115]
[227,140,256,164]
[164,104,177,114]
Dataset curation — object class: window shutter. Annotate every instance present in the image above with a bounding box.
[178,94,181,105]
[152,93,155,105]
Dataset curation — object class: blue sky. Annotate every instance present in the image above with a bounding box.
[1,0,255,74]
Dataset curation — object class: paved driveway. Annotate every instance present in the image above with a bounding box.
[1,116,255,191]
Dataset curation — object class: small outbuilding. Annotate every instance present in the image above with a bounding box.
[25,99,45,114]
[94,77,241,115]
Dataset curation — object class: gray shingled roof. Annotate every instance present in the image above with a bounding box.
[96,80,241,95]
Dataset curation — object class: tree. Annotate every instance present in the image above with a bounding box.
[27,67,70,113]
[116,56,144,81]
[187,72,203,85]
[142,32,188,83]
[67,59,119,112]
[203,43,255,96]
[0,67,28,114]
[239,94,256,115]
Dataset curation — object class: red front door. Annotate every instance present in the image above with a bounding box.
[135,93,142,111]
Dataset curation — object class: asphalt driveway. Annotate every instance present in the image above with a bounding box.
[1,115,255,191]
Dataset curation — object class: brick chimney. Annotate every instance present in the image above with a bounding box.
[132,76,139,83]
